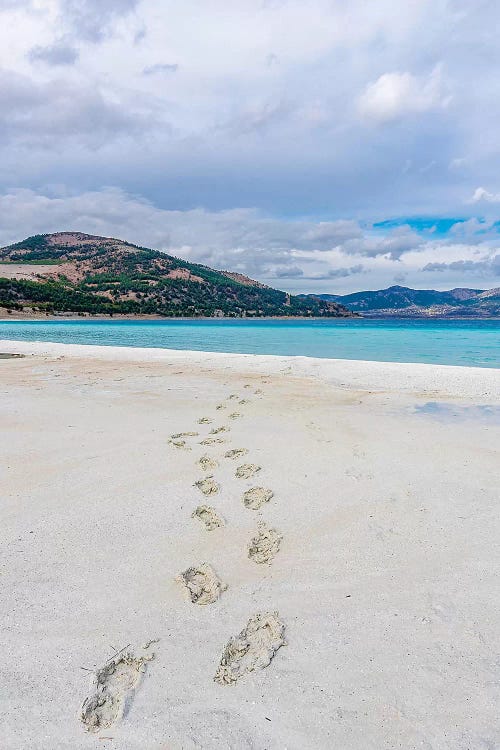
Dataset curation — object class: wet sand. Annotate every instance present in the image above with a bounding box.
[1,340,499,749]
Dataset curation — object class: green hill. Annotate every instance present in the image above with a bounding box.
[0,232,354,318]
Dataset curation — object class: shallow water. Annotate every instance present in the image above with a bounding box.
[0,317,499,368]
[413,402,500,423]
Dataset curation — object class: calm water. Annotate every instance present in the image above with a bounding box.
[0,318,499,368]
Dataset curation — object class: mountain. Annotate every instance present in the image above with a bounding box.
[0,232,354,318]
[303,285,500,317]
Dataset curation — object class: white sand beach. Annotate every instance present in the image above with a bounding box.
[1,340,499,750]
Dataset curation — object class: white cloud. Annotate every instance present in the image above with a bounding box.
[1,187,498,294]
[358,65,449,123]
[470,187,500,203]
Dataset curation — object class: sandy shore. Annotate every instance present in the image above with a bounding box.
[1,341,499,749]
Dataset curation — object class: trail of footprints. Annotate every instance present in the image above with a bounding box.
[80,382,284,733]
[181,385,284,684]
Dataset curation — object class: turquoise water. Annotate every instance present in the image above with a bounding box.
[0,318,499,368]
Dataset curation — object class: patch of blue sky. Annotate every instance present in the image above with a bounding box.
[372,217,466,236]
[372,216,500,237]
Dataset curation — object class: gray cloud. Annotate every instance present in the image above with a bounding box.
[340,226,422,260]
[422,255,500,276]
[0,0,33,9]
[133,26,147,44]
[143,63,178,76]
[303,221,362,246]
[28,41,79,66]
[0,0,488,219]
[327,264,364,278]
[266,53,278,67]
[59,0,139,42]
[274,265,304,278]
[217,98,293,136]
[0,68,166,147]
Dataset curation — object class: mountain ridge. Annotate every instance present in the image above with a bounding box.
[302,284,500,317]
[0,232,354,318]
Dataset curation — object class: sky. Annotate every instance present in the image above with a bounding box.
[0,0,500,294]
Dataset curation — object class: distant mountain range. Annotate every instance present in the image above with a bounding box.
[301,285,500,317]
[0,232,354,318]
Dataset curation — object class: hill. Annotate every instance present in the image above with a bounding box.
[303,285,500,317]
[0,232,354,318]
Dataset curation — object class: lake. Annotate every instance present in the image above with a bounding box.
[0,317,499,368]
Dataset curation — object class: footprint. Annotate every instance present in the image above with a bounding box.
[200,437,225,446]
[191,505,225,531]
[228,412,242,420]
[177,563,227,605]
[171,431,199,439]
[194,476,220,496]
[197,417,213,425]
[239,399,249,405]
[216,404,227,410]
[80,649,154,733]
[224,448,249,460]
[197,454,219,472]
[214,612,286,685]
[248,522,282,564]
[210,426,229,435]
[254,389,263,395]
[228,394,239,400]
[168,438,190,450]
[235,464,261,479]
[243,487,273,510]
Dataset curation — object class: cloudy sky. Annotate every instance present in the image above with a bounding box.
[1,0,500,293]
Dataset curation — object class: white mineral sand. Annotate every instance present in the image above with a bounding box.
[0,339,499,749]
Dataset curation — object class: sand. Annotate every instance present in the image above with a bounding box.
[0,339,499,749]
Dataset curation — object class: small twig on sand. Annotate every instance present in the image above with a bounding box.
[105,644,130,663]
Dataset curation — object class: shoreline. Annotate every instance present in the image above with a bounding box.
[1,310,500,322]
[1,338,499,399]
